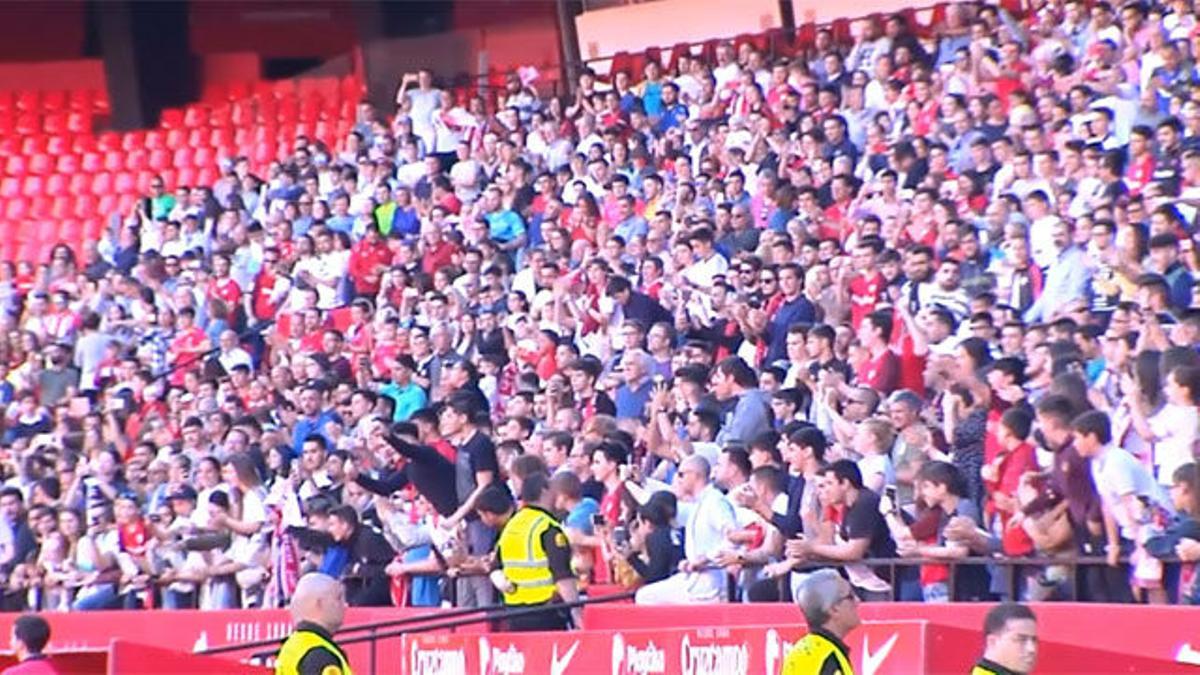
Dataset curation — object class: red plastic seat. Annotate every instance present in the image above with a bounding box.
[210,127,233,146]
[29,196,51,219]
[45,136,70,155]
[193,146,214,168]
[15,90,38,111]
[67,173,90,195]
[125,150,148,171]
[116,193,138,213]
[80,152,103,173]
[145,130,165,150]
[73,195,97,219]
[175,167,196,186]
[209,106,230,127]
[41,90,66,111]
[50,197,71,219]
[183,105,209,128]
[121,131,146,153]
[82,218,105,239]
[96,193,118,215]
[172,147,194,168]
[67,89,92,111]
[57,219,83,241]
[97,132,121,152]
[28,153,53,175]
[71,135,97,154]
[148,149,171,171]
[103,151,124,173]
[158,168,177,189]
[55,154,80,174]
[45,174,68,197]
[160,108,184,129]
[90,173,113,196]
[0,113,13,137]
[21,175,44,196]
[42,113,66,134]
[4,155,27,176]
[186,128,207,148]
[0,90,12,112]
[20,136,46,155]
[0,177,20,198]
[114,172,136,194]
[196,166,217,185]
[165,128,186,148]
[4,198,27,220]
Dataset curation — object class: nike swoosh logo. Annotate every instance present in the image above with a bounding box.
[552,640,581,675]
[862,632,899,675]
[1178,643,1200,665]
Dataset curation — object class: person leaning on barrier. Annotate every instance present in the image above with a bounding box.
[972,603,1038,675]
[275,572,350,675]
[479,473,581,630]
[782,568,860,675]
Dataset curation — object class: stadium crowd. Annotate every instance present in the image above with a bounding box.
[0,0,1199,615]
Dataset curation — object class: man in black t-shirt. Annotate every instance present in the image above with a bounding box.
[791,460,896,601]
[440,391,501,608]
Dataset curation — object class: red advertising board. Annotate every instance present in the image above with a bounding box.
[402,621,929,675]
[584,601,1200,669]
[0,606,455,671]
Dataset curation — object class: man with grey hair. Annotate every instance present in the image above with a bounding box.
[781,569,859,674]
[615,348,655,421]
[635,455,736,604]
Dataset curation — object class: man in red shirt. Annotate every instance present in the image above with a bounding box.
[348,224,392,299]
[207,253,242,309]
[251,248,290,323]
[168,307,210,387]
[855,309,900,395]
[848,238,885,330]
[419,221,458,277]
[3,615,60,675]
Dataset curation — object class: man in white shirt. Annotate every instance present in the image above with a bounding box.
[635,455,736,604]
[1072,410,1168,576]
[682,227,729,291]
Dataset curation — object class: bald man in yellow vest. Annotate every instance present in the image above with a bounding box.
[276,573,351,675]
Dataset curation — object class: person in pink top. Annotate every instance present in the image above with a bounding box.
[2,615,59,675]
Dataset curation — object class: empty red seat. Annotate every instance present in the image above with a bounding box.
[28,153,53,175]
[82,218,104,239]
[210,127,233,146]
[158,168,177,189]
[15,113,38,135]
[186,128,207,148]
[42,113,66,134]
[45,174,68,197]
[0,177,20,198]
[72,195,97,218]
[5,155,27,176]
[0,90,12,112]
[148,149,170,171]
[125,150,148,171]
[96,193,118,215]
[90,173,113,195]
[41,90,66,111]
[193,146,214,168]
[209,106,231,127]
[15,90,37,111]
[121,131,146,152]
[50,197,71,219]
[97,132,121,152]
[114,172,136,194]
[196,166,217,185]
[69,178,92,202]
[80,152,103,173]
[71,136,97,153]
[57,219,83,241]
[21,175,44,196]
[145,130,165,150]
[103,151,124,173]
[21,136,46,155]
[175,167,196,186]
[183,105,209,128]
[45,136,70,155]
[160,108,184,129]
[68,89,92,111]
[172,147,194,168]
[165,128,186,148]
[116,193,138,213]
[55,154,80,174]
[4,198,27,220]
[29,197,51,219]
[0,138,15,156]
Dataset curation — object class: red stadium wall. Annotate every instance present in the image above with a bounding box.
[0,1,86,62]
[0,59,105,93]
[188,0,358,59]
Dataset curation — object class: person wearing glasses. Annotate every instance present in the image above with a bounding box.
[782,568,860,675]
[972,603,1039,675]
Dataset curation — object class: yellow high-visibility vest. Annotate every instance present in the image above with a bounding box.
[496,506,561,606]
[275,625,352,675]
[782,629,854,675]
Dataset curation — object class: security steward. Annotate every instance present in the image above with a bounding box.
[276,572,351,675]
[782,569,859,675]
[972,603,1039,675]
[477,473,581,631]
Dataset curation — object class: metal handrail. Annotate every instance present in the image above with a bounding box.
[200,588,636,662]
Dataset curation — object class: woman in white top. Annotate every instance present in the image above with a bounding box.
[1127,362,1200,486]
[220,452,269,608]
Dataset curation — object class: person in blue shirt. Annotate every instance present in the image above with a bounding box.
[292,383,340,460]
[655,83,689,134]
[614,349,656,421]
[482,188,527,253]
[380,355,428,422]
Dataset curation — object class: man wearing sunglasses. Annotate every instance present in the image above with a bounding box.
[782,568,861,674]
